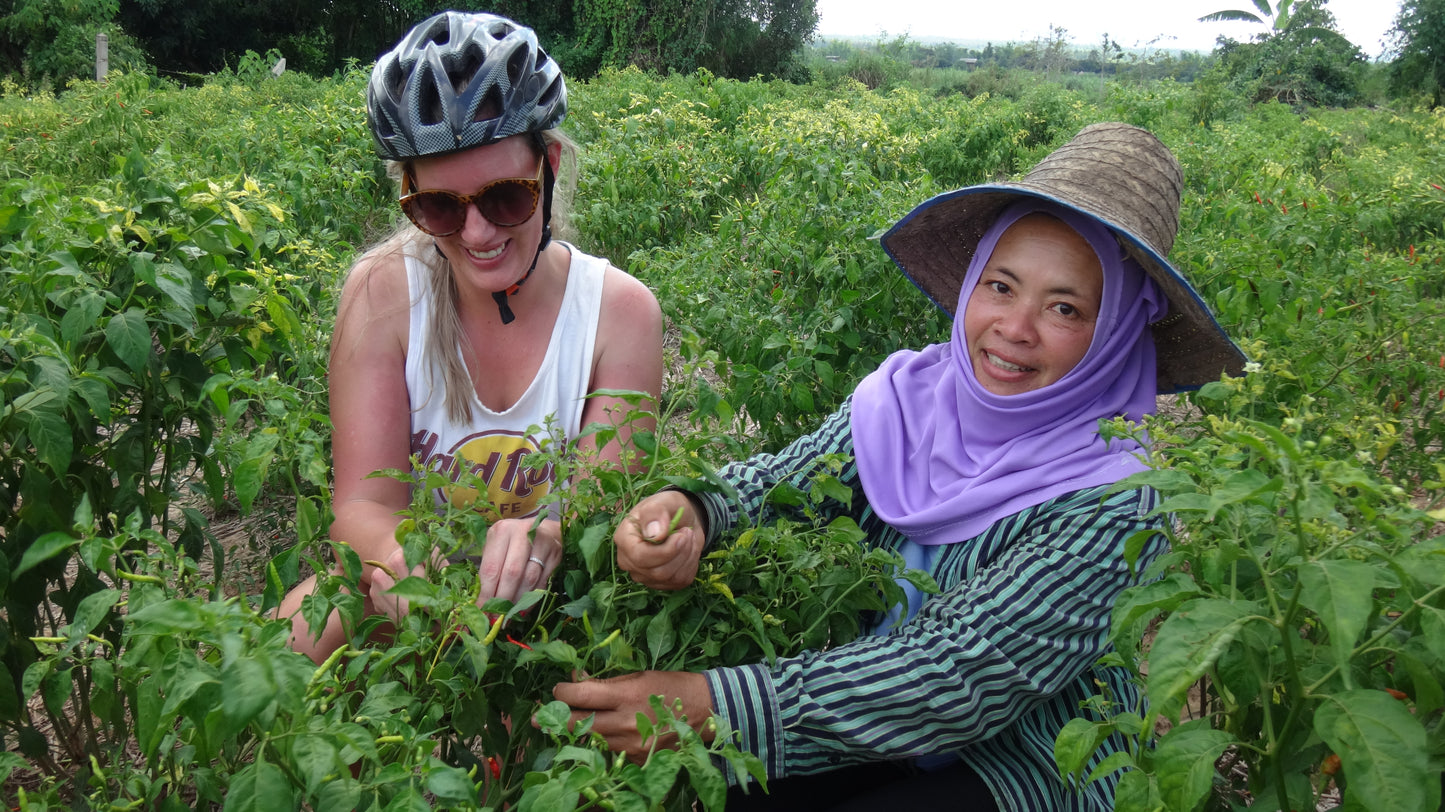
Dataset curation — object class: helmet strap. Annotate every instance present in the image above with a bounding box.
[492,136,556,325]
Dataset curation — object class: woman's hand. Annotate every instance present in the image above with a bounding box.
[368,545,445,624]
[477,516,562,607]
[615,492,705,590]
[552,671,714,760]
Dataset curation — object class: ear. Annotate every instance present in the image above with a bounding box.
[545,138,563,174]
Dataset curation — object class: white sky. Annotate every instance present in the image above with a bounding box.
[815,0,1402,59]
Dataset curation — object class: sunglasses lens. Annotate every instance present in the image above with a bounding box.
[404,193,467,236]
[477,181,538,227]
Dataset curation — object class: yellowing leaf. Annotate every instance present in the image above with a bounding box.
[226,201,252,233]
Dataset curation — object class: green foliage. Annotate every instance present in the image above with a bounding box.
[1207,0,1367,107]
[0,0,146,89]
[568,0,818,80]
[1057,407,1444,811]
[3,63,1443,810]
[1389,0,1445,107]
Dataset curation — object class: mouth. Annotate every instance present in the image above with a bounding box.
[984,351,1034,374]
[465,242,507,261]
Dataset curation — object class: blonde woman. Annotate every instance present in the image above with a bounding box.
[280,11,663,662]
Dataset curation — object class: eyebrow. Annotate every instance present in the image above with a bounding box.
[988,267,1091,299]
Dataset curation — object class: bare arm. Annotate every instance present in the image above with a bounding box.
[580,264,665,471]
[326,251,415,588]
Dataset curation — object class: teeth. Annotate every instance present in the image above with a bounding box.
[467,245,505,261]
[986,352,1029,372]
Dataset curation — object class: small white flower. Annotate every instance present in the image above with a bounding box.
[1243,361,1263,374]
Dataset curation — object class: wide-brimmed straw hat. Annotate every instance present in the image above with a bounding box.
[881,121,1246,394]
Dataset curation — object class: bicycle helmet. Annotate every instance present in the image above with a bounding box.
[367,11,567,161]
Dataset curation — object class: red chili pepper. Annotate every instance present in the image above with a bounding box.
[1322,753,1341,776]
[506,635,532,651]
[1432,183,1444,191]
[488,756,502,779]
[1409,245,1416,263]
[1385,688,1409,700]
[1254,192,1263,204]
[1281,204,1289,214]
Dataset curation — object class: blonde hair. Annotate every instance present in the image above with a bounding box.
[346,129,580,426]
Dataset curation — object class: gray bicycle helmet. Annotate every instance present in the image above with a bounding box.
[367,11,567,160]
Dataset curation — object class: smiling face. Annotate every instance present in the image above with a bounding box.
[961,213,1105,396]
[408,135,551,297]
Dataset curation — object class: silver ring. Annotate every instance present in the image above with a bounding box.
[527,555,544,568]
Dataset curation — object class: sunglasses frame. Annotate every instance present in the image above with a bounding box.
[399,156,545,237]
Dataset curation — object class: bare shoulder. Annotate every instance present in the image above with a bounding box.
[592,262,664,398]
[334,242,412,358]
[598,263,662,328]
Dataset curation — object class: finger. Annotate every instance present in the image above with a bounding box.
[552,671,644,710]
[521,552,547,593]
[618,524,694,572]
[366,565,395,617]
[477,520,529,604]
[522,519,562,593]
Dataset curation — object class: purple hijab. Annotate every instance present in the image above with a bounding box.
[851,200,1168,546]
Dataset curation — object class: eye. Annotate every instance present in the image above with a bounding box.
[982,279,1010,295]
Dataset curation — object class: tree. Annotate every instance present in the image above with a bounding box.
[570,0,817,80]
[1201,0,1305,34]
[1203,0,1365,106]
[1389,0,1445,106]
[0,0,146,86]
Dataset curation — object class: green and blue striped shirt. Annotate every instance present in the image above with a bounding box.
[696,398,1165,811]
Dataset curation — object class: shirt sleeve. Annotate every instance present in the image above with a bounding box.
[704,484,1163,782]
[693,400,859,547]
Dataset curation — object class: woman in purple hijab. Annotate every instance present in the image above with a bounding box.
[555,123,1246,811]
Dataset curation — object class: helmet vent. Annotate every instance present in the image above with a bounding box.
[486,19,513,40]
[506,45,529,89]
[475,85,503,123]
[452,48,483,95]
[537,76,561,110]
[421,80,444,126]
[423,18,450,48]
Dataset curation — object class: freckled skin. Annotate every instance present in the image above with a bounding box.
[962,214,1104,396]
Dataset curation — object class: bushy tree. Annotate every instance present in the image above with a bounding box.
[569,0,817,80]
[1389,0,1445,106]
[1205,0,1365,106]
[0,0,146,87]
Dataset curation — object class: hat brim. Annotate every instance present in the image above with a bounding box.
[880,184,1247,394]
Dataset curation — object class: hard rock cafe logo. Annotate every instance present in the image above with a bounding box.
[412,428,555,519]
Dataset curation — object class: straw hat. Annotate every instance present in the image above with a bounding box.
[880,121,1246,394]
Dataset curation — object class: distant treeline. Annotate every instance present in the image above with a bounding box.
[0,0,818,89]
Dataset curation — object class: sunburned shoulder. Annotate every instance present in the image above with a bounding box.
[332,243,413,350]
[599,263,663,327]
[338,244,411,317]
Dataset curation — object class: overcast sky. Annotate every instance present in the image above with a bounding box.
[814,0,1402,59]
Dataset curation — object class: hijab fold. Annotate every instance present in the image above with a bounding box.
[851,201,1167,546]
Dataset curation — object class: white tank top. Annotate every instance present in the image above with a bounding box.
[405,244,605,520]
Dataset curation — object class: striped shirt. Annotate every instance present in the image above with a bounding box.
[696,398,1166,811]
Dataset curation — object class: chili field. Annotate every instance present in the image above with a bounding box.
[1,63,1443,810]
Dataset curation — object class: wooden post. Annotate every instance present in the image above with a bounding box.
[95,33,109,82]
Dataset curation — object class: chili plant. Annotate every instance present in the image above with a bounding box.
[1057,380,1445,810]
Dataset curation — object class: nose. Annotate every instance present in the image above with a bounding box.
[993,307,1038,343]
[456,200,501,243]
